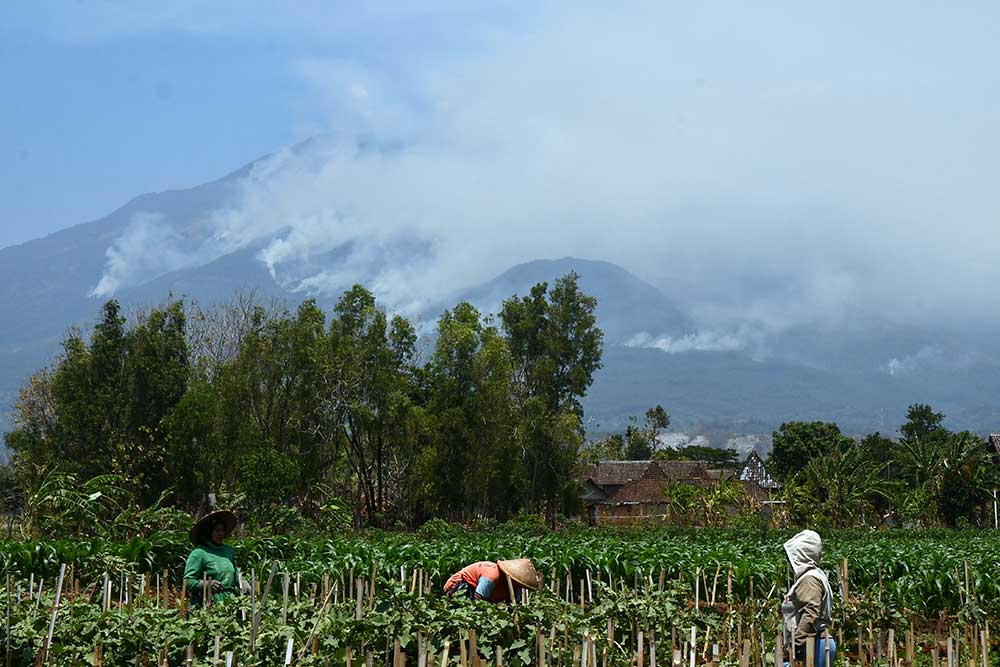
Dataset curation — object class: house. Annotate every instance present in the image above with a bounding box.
[579,455,777,526]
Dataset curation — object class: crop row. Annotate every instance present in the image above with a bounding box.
[3,562,998,667]
[2,528,999,619]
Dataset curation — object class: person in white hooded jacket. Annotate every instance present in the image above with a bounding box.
[782,530,836,667]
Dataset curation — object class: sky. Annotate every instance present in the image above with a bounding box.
[3,1,1000,332]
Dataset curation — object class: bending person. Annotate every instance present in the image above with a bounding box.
[443,558,541,603]
[782,529,836,667]
[183,509,243,605]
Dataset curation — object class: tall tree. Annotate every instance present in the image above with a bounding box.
[500,272,603,521]
[768,421,853,482]
[421,302,518,519]
[900,403,946,442]
[323,286,417,527]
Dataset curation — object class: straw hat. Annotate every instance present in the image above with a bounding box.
[497,559,541,591]
[189,510,238,546]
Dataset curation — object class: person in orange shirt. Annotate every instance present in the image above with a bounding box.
[443,558,541,603]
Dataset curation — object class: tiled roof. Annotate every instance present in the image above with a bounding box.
[581,461,654,487]
[653,460,712,480]
[604,479,669,504]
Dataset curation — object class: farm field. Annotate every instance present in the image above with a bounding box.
[1,528,999,666]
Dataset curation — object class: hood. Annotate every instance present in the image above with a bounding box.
[783,529,823,579]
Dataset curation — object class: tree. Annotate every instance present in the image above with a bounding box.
[799,443,890,527]
[623,405,670,459]
[768,421,853,481]
[900,403,945,442]
[321,286,419,527]
[420,302,519,520]
[656,445,741,468]
[500,272,604,522]
[501,273,603,416]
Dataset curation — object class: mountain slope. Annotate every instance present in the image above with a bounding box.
[435,257,692,343]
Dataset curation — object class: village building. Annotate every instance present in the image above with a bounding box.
[580,454,779,526]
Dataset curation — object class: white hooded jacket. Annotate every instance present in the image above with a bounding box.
[782,530,834,651]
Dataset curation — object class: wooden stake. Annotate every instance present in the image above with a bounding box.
[282,573,290,625]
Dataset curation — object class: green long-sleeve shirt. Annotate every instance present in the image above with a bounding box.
[184,541,239,602]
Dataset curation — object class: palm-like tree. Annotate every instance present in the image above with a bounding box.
[801,444,891,527]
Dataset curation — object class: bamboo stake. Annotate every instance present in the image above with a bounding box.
[41,564,66,666]
[284,638,294,666]
[213,637,221,666]
[282,573,290,625]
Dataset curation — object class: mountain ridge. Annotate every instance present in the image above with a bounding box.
[2,145,999,448]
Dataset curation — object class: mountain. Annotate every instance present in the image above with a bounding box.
[428,257,691,343]
[2,145,999,452]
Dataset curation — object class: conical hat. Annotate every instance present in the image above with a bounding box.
[189,510,239,546]
[497,559,541,591]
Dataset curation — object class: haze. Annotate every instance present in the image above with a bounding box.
[3,2,1000,334]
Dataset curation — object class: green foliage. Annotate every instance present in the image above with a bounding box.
[768,421,853,481]
[500,273,603,522]
[236,448,301,514]
[900,403,946,442]
[623,405,670,459]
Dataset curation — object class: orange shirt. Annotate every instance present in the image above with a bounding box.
[443,561,508,602]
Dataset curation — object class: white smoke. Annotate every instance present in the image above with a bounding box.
[90,213,195,297]
[87,3,1000,333]
[626,331,750,354]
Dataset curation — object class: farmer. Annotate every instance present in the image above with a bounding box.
[443,558,541,603]
[782,529,836,667]
[183,509,244,605]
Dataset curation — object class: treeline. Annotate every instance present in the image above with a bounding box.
[3,273,602,530]
[767,407,1000,528]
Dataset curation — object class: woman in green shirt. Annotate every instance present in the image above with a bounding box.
[184,510,241,605]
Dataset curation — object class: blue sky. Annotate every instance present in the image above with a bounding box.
[3,2,1000,327]
[0,2,517,248]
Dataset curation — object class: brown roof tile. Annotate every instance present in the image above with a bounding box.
[581,461,654,486]
[652,460,712,480]
[604,479,669,504]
